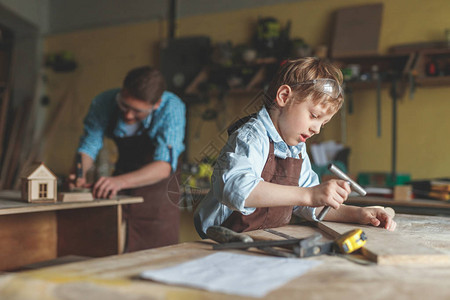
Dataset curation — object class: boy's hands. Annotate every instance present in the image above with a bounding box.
[357,207,397,231]
[309,179,351,209]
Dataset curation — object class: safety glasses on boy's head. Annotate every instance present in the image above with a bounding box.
[291,78,344,99]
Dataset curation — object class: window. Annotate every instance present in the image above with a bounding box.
[39,183,48,198]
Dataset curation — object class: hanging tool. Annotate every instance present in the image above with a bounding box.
[317,163,367,221]
[376,74,382,137]
[408,69,417,100]
[346,85,353,114]
[207,226,367,258]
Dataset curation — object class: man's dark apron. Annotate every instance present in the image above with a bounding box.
[221,116,303,232]
[107,109,180,252]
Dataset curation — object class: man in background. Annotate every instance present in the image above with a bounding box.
[70,66,186,252]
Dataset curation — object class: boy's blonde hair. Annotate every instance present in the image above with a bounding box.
[264,57,344,113]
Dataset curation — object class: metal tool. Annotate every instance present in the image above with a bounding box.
[208,226,337,258]
[264,229,333,257]
[207,226,296,258]
[212,233,331,258]
[317,163,367,221]
[376,75,382,137]
[209,226,367,259]
[265,228,367,256]
[70,153,91,193]
[76,153,83,180]
[264,228,296,240]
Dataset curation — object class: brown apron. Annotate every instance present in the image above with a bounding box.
[221,117,303,232]
[108,109,180,252]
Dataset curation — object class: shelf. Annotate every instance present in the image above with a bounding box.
[334,54,415,98]
[184,49,450,96]
[416,76,450,87]
[392,44,450,87]
[184,60,279,98]
[184,88,260,102]
[334,53,414,76]
[345,80,391,90]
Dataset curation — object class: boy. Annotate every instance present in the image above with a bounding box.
[194,57,396,238]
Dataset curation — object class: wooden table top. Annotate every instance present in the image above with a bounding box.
[0,213,449,299]
[0,190,143,215]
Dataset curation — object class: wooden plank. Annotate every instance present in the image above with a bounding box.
[0,198,141,215]
[331,3,383,58]
[0,211,57,271]
[0,85,11,162]
[317,215,450,265]
[0,46,13,164]
[2,98,34,190]
[347,196,450,209]
[57,192,94,202]
[0,104,25,189]
[0,191,142,216]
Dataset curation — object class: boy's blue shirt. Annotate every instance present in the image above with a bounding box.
[194,106,319,237]
[78,88,186,171]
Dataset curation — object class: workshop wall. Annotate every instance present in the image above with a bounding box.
[43,0,450,180]
[44,21,165,175]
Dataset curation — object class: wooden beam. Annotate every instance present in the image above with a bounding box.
[317,215,450,265]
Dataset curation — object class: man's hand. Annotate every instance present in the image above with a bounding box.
[357,207,397,231]
[67,174,88,190]
[93,176,126,199]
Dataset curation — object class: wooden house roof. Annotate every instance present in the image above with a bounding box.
[21,162,57,180]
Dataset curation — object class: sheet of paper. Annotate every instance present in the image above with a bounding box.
[140,252,322,298]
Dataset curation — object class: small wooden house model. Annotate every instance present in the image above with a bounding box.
[21,162,57,203]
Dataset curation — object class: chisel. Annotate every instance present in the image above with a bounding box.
[317,163,367,221]
[70,153,91,193]
[76,153,83,180]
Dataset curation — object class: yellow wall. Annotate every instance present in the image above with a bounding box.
[44,0,450,180]
[44,21,167,174]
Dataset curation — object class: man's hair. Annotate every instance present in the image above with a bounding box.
[264,57,344,113]
[122,66,166,104]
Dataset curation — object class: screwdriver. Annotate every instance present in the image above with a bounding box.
[317,163,367,221]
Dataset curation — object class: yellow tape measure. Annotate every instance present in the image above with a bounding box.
[334,229,367,254]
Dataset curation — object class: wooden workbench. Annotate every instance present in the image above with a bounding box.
[0,213,449,299]
[0,190,143,271]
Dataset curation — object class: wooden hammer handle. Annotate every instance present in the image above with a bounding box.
[206,226,254,243]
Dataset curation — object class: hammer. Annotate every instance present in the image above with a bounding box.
[317,163,367,221]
